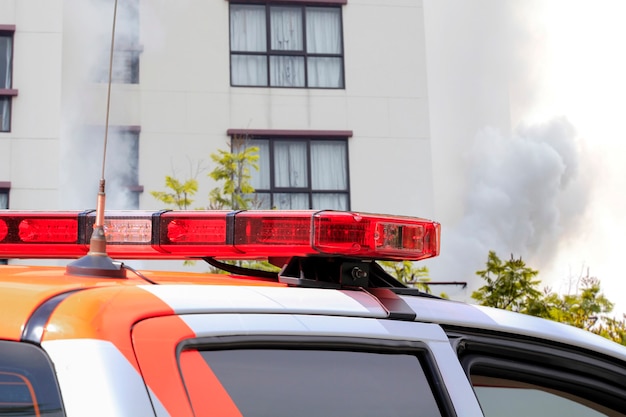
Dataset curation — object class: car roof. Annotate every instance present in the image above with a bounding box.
[0,265,284,341]
[2,264,625,364]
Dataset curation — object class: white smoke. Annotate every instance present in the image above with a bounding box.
[422,0,625,307]
[427,116,593,293]
[59,0,140,210]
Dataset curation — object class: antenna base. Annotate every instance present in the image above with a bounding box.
[65,222,126,278]
[66,254,126,278]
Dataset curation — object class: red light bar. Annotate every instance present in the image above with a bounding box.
[0,211,86,257]
[0,210,440,261]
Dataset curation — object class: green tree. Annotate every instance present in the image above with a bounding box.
[472,251,542,313]
[208,138,259,210]
[538,275,614,331]
[150,176,198,209]
[472,251,626,346]
[380,260,432,293]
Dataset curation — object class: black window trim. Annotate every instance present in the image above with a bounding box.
[177,334,457,417]
[229,129,352,210]
[229,1,346,89]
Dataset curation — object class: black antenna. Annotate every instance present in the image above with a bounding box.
[67,0,125,278]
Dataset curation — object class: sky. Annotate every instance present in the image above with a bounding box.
[422,0,626,315]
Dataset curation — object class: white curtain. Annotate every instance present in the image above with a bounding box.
[274,141,308,187]
[269,7,304,86]
[311,141,346,190]
[230,5,267,52]
[311,141,347,210]
[308,57,343,88]
[248,139,271,189]
[273,193,308,209]
[0,192,7,209]
[270,56,304,87]
[306,8,342,88]
[232,55,267,86]
[1,35,11,89]
[230,5,267,86]
[312,194,348,210]
[306,8,341,54]
[270,7,303,51]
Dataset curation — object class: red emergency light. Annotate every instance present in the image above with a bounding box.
[0,210,440,261]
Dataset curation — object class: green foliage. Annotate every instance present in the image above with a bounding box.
[472,251,626,345]
[208,140,259,210]
[536,276,614,331]
[150,175,198,209]
[151,141,263,270]
[380,260,432,293]
[472,251,542,313]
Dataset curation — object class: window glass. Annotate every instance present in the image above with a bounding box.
[0,189,7,209]
[1,33,13,132]
[472,375,622,417]
[181,348,443,417]
[311,140,347,190]
[240,137,349,210]
[306,8,342,54]
[0,35,11,89]
[270,7,303,51]
[274,141,307,188]
[231,55,267,86]
[0,341,64,417]
[230,4,267,52]
[230,3,344,88]
[269,55,304,87]
[313,193,348,210]
[0,97,9,132]
[273,192,308,209]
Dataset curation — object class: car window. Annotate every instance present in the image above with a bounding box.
[0,341,64,417]
[472,375,617,417]
[455,334,626,417]
[180,343,447,417]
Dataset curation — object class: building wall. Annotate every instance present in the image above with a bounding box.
[0,0,63,209]
[2,0,434,220]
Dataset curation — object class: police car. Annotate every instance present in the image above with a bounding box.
[1,209,625,417]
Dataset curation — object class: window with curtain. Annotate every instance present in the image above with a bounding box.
[1,30,14,132]
[236,136,350,210]
[230,3,344,88]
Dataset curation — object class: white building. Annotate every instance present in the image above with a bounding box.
[0,0,434,220]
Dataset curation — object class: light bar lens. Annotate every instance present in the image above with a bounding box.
[105,218,152,243]
[19,219,78,243]
[0,212,84,258]
[313,212,439,260]
[0,210,440,261]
